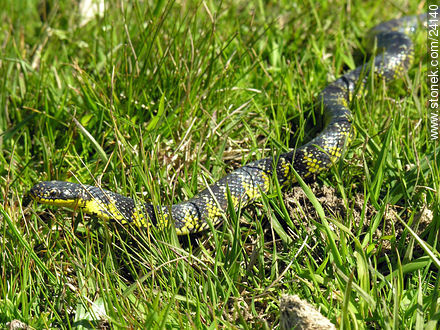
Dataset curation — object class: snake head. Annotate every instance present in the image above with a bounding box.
[29,181,85,208]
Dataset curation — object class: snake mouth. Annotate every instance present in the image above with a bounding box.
[32,196,79,208]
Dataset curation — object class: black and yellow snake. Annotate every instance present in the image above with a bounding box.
[29,13,427,235]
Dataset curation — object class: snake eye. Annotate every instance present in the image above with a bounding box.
[49,189,58,198]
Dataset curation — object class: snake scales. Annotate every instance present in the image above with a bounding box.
[29,13,426,235]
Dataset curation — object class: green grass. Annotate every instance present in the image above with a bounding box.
[1,0,439,328]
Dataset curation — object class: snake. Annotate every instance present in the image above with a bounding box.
[29,13,426,235]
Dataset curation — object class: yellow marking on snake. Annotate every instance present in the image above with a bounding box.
[82,199,125,221]
[206,200,222,220]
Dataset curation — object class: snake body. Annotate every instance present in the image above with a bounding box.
[29,14,425,235]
